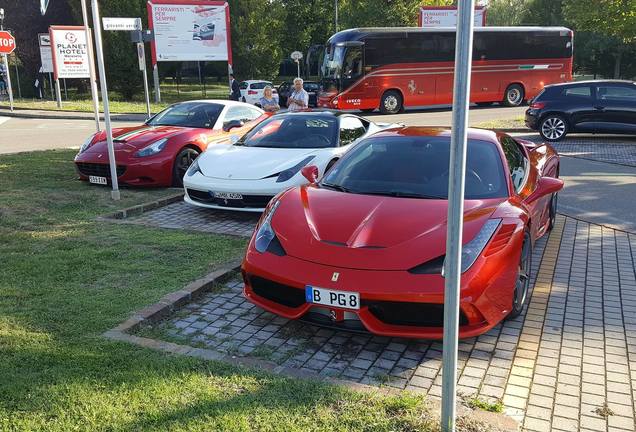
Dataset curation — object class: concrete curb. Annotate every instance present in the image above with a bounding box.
[0,107,146,122]
[103,264,519,431]
[97,191,184,220]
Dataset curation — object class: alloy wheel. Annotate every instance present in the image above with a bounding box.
[507,88,522,105]
[175,149,199,181]
[541,117,566,140]
[384,95,398,112]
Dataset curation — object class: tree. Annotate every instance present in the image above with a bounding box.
[485,0,529,26]
[520,0,564,26]
[563,0,636,77]
[2,0,74,98]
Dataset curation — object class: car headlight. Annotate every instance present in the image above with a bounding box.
[135,138,168,157]
[79,133,98,154]
[186,158,201,177]
[443,218,502,276]
[254,200,281,253]
[276,156,316,183]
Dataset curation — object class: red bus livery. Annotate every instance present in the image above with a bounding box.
[317,27,573,114]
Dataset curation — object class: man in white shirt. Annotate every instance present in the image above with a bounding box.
[287,77,309,112]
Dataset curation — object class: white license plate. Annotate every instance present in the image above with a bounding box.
[213,192,243,200]
[89,175,107,185]
[305,285,360,310]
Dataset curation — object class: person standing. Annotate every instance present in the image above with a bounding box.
[259,86,280,113]
[287,77,309,112]
[229,74,241,101]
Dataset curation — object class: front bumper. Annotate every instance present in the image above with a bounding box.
[183,172,300,212]
[74,151,173,187]
[242,241,520,339]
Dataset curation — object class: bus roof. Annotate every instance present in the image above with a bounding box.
[328,26,572,44]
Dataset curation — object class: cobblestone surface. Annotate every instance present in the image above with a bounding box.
[116,201,260,237]
[143,215,636,431]
[515,134,636,167]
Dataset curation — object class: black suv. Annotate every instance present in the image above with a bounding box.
[525,80,636,141]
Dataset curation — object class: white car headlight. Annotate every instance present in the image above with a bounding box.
[79,132,98,154]
[443,218,501,276]
[135,138,168,157]
[254,200,281,253]
[186,158,201,177]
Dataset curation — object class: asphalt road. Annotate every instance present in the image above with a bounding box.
[0,105,526,155]
[557,156,636,234]
[0,117,137,154]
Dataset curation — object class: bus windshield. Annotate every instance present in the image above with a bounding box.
[320,45,345,92]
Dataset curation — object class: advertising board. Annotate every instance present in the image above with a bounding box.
[49,26,90,79]
[418,6,486,27]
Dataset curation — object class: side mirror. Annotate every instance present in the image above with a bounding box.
[524,177,564,205]
[301,165,319,184]
[223,119,245,132]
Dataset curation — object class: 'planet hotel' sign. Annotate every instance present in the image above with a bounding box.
[49,26,91,80]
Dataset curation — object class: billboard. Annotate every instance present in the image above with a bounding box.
[418,6,487,28]
[49,26,91,79]
[38,33,54,73]
[147,0,231,64]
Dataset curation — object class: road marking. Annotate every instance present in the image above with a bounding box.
[0,117,11,126]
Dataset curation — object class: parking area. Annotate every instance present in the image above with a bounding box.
[137,214,636,432]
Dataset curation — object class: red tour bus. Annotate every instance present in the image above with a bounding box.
[317,27,573,114]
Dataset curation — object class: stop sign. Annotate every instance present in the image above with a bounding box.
[0,31,16,55]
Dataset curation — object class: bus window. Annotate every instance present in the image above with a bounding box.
[343,47,363,80]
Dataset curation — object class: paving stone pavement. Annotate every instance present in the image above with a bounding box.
[515,134,636,167]
[143,214,636,432]
[116,201,260,237]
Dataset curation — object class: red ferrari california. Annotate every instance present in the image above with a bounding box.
[242,127,563,339]
[74,100,266,187]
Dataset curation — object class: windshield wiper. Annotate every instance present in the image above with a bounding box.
[321,182,355,193]
[361,191,445,199]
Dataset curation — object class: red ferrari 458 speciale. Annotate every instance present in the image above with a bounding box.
[74,100,267,187]
[242,127,563,339]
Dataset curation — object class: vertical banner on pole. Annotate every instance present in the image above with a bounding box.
[441,1,475,431]
[137,42,151,118]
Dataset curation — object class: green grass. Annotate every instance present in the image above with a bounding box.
[465,397,504,414]
[473,116,527,130]
[2,82,229,114]
[0,149,444,431]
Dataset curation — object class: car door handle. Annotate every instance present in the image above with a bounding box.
[594,106,605,110]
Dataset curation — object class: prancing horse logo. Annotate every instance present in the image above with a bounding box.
[331,272,339,282]
[408,80,416,94]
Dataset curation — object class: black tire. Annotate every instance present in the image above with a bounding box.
[508,231,532,319]
[379,90,403,115]
[547,193,558,231]
[539,115,568,141]
[502,84,525,107]
[173,147,200,187]
[476,102,494,107]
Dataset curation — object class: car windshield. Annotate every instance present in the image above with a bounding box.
[237,115,338,149]
[321,135,508,200]
[147,102,223,128]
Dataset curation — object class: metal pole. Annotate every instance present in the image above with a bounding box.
[140,43,151,119]
[3,54,13,111]
[91,0,120,200]
[296,59,300,78]
[197,61,202,96]
[81,0,101,132]
[334,0,338,32]
[153,64,161,103]
[441,1,475,431]
[63,78,68,100]
[48,72,53,100]
[55,78,62,108]
[13,56,21,99]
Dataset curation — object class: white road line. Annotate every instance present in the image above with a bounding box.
[0,117,11,126]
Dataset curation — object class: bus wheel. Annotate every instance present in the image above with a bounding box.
[503,84,525,106]
[380,91,402,115]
